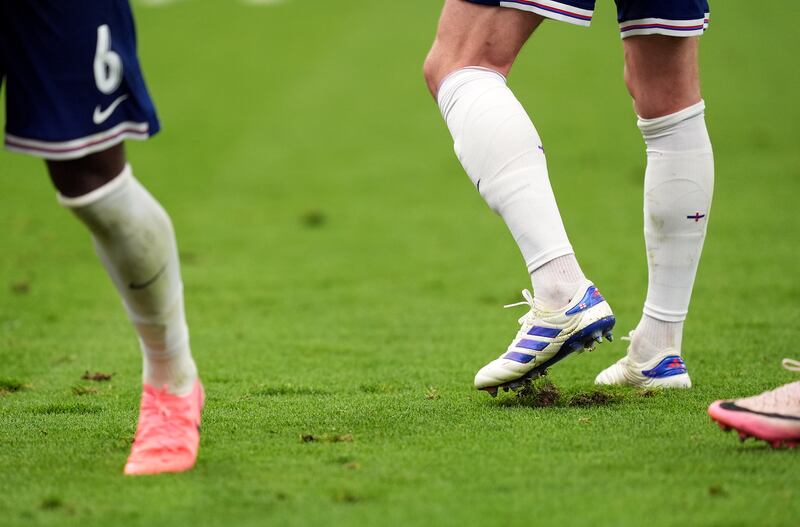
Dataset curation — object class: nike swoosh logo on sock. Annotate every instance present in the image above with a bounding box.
[129,264,167,290]
[93,95,129,125]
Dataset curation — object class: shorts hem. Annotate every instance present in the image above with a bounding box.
[498,0,593,27]
[4,121,152,161]
[620,13,709,39]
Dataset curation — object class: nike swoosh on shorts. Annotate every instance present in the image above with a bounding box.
[93,94,129,125]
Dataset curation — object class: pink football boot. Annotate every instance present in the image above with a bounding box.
[124,380,205,475]
[708,359,800,448]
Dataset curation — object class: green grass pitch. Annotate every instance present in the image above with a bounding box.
[1,1,799,525]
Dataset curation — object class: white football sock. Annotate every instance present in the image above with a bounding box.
[59,164,197,395]
[629,316,683,363]
[437,67,578,306]
[530,255,585,309]
[633,101,713,358]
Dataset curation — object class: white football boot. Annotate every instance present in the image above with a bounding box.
[594,331,692,388]
[474,279,615,396]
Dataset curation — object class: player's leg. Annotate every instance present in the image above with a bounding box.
[423,0,543,96]
[424,0,614,396]
[47,143,126,197]
[596,8,713,388]
[424,0,587,310]
[48,144,198,396]
[709,359,800,448]
[2,0,203,475]
[50,145,203,475]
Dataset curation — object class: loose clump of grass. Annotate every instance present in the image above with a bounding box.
[425,386,440,400]
[71,385,98,396]
[301,433,354,443]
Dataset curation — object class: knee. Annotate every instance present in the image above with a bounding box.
[628,82,701,119]
[423,45,512,101]
[624,64,701,119]
[423,44,449,99]
[46,144,127,198]
[623,36,701,118]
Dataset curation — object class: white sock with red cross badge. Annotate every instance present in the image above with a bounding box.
[630,101,713,362]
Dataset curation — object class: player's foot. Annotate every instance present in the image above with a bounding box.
[474,279,615,396]
[594,331,691,388]
[124,380,204,475]
[708,359,800,448]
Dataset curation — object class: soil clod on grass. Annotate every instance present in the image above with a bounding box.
[708,485,728,497]
[10,280,30,295]
[498,380,624,409]
[301,433,354,443]
[503,380,561,408]
[81,371,114,382]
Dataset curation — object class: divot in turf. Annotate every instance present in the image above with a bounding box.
[0,377,28,395]
[495,379,626,409]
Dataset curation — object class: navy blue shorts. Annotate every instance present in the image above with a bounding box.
[0,0,160,160]
[464,0,710,38]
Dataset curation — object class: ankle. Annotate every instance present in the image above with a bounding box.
[530,255,586,309]
[143,352,197,396]
[630,316,683,363]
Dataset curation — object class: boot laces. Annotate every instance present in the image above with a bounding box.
[133,387,194,454]
[504,289,543,326]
